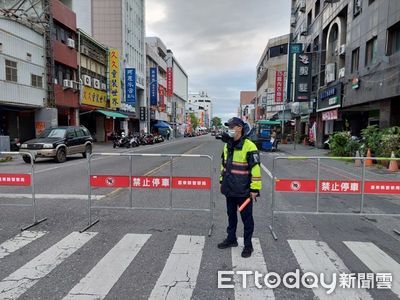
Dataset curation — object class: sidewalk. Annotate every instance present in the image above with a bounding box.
[278,143,329,157]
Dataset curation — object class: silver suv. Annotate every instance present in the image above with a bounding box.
[20,126,93,163]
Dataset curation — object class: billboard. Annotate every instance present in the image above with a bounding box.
[274,70,285,103]
[125,68,136,105]
[293,53,312,102]
[167,67,173,97]
[109,49,121,109]
[150,67,158,106]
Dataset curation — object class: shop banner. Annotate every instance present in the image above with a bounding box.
[167,67,173,97]
[82,86,107,108]
[274,71,285,103]
[125,68,136,105]
[109,49,121,109]
[150,67,158,106]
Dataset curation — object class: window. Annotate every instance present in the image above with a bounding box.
[27,53,32,61]
[368,0,375,4]
[31,74,43,88]
[351,47,360,72]
[0,43,3,53]
[365,37,378,66]
[5,59,17,82]
[315,0,320,16]
[387,21,400,55]
[353,0,362,17]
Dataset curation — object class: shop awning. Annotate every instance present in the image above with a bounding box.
[154,121,171,129]
[96,110,128,119]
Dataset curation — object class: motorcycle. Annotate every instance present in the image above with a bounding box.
[129,135,140,147]
[113,132,131,148]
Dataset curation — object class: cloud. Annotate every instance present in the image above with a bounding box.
[146,0,291,119]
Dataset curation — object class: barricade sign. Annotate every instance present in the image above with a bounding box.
[0,152,47,230]
[82,153,214,236]
[269,156,400,240]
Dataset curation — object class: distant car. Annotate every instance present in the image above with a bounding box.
[211,131,216,136]
[215,132,222,139]
[19,126,93,163]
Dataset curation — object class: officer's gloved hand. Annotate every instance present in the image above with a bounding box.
[250,191,259,202]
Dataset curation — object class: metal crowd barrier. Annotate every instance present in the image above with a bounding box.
[0,151,47,230]
[81,152,214,236]
[269,156,400,240]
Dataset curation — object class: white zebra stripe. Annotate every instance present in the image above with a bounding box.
[344,241,400,298]
[0,231,96,299]
[0,231,47,260]
[63,233,150,300]
[231,238,275,299]
[288,240,372,299]
[148,235,205,300]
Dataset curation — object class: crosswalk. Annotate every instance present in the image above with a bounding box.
[0,231,399,299]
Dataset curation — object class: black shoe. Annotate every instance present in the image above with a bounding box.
[241,247,253,258]
[217,239,238,249]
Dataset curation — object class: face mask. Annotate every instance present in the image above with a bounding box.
[228,129,236,138]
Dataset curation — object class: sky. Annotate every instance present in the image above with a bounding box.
[146,0,291,122]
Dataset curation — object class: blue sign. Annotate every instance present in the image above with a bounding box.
[125,68,136,105]
[150,67,158,106]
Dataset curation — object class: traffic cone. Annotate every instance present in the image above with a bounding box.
[388,151,399,172]
[365,148,373,167]
[354,150,361,167]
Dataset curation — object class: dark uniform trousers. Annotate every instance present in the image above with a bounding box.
[226,196,254,248]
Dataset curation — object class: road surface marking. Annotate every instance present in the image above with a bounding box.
[63,233,150,300]
[231,238,275,299]
[261,163,273,179]
[0,231,96,299]
[344,241,400,297]
[0,231,47,260]
[148,235,205,300]
[0,194,104,200]
[288,240,372,299]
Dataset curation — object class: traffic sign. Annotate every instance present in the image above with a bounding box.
[131,176,170,189]
[90,175,130,188]
[275,179,316,192]
[172,177,211,190]
[364,181,400,194]
[319,180,361,194]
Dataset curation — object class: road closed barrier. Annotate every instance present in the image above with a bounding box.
[0,152,47,230]
[82,153,214,236]
[269,156,400,240]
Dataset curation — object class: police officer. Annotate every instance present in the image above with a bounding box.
[218,117,262,258]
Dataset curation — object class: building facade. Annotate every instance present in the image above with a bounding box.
[188,91,213,128]
[0,17,46,142]
[69,0,147,132]
[256,34,289,121]
[166,50,188,137]
[146,37,168,127]
[290,0,400,147]
[239,91,256,125]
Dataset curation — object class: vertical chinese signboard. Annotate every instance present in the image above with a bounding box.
[274,71,285,103]
[158,85,165,110]
[109,49,121,109]
[150,67,158,106]
[294,53,312,102]
[125,68,136,106]
[167,67,173,97]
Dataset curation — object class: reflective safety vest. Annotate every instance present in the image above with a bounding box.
[220,138,262,198]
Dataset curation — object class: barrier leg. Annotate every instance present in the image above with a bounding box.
[22,153,47,231]
[269,174,278,240]
[80,155,99,232]
[208,157,214,237]
[394,229,400,236]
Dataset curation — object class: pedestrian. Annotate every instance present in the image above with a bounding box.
[218,117,262,258]
[166,129,170,140]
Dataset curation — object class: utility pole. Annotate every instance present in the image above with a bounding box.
[43,0,55,108]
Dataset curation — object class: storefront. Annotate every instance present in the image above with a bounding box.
[317,83,343,141]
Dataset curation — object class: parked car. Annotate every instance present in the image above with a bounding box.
[19,126,93,163]
[215,131,222,139]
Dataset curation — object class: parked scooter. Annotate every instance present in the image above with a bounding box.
[129,135,140,147]
[113,132,130,148]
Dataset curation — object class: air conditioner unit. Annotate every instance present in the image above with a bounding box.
[72,81,80,90]
[82,75,91,87]
[339,44,346,56]
[338,67,346,78]
[80,45,89,55]
[299,0,306,12]
[54,78,58,85]
[67,38,75,49]
[325,63,336,84]
[101,83,107,91]
[93,78,100,89]
[63,79,73,89]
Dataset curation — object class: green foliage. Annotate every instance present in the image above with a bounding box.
[211,116,222,127]
[380,126,400,158]
[361,125,383,157]
[189,113,198,131]
[345,139,361,157]
[330,132,351,156]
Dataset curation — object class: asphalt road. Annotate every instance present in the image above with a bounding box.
[0,135,399,299]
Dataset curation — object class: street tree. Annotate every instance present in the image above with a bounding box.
[190,113,198,131]
[211,116,222,128]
